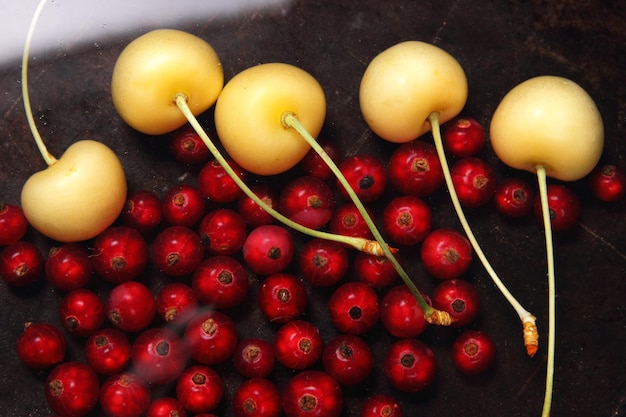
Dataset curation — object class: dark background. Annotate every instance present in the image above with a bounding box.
[1,0,625,416]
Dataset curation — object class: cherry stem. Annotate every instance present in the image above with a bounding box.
[536,165,555,417]
[22,0,57,166]
[282,112,441,323]
[428,112,538,348]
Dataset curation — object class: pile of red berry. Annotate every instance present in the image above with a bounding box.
[1,116,624,417]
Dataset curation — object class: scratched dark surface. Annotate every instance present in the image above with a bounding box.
[1,1,625,416]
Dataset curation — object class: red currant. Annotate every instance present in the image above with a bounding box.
[360,394,403,417]
[91,226,149,283]
[451,157,497,207]
[161,184,206,227]
[420,228,473,280]
[155,282,198,324]
[152,226,204,277]
[280,176,336,229]
[589,164,626,202]
[236,184,278,227]
[198,157,247,204]
[493,177,536,218]
[431,278,480,327]
[131,327,188,385]
[84,328,131,375]
[258,272,308,323]
[169,126,211,166]
[176,365,224,414]
[59,288,105,337]
[384,338,437,392]
[45,361,100,417]
[16,322,66,369]
[282,370,344,417]
[337,154,388,203]
[387,139,444,197]
[198,208,247,256]
[451,329,496,375]
[322,334,374,385]
[0,240,44,287]
[121,190,163,233]
[353,252,399,289]
[382,195,432,246]
[442,116,486,158]
[534,184,581,231]
[243,225,294,275]
[0,203,28,246]
[184,310,238,365]
[233,377,282,417]
[328,281,380,335]
[106,281,156,333]
[233,337,275,378]
[146,397,188,417]
[99,372,151,417]
[298,238,349,287]
[299,137,342,181]
[192,255,250,309]
[274,319,323,370]
[329,203,374,240]
[380,285,431,338]
[45,243,93,291]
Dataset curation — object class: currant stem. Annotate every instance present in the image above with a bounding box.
[22,0,57,166]
[282,112,444,323]
[536,165,555,417]
[428,112,538,350]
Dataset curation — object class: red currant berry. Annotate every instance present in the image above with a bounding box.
[84,328,131,375]
[146,397,188,417]
[243,225,294,275]
[494,177,536,218]
[282,370,343,417]
[198,208,247,256]
[381,285,431,338]
[258,272,308,323]
[274,319,323,370]
[328,281,380,335]
[99,372,151,417]
[155,282,198,324]
[360,394,403,417]
[106,281,156,333]
[299,138,342,181]
[16,322,66,369]
[121,190,163,233]
[233,377,282,417]
[442,116,486,158]
[280,176,336,229]
[353,252,399,289]
[384,338,437,392]
[451,329,497,375]
[45,243,93,291]
[388,140,444,197]
[298,238,349,287]
[382,195,432,246]
[45,361,100,417]
[451,157,497,207]
[236,184,278,227]
[192,255,250,309]
[152,226,204,277]
[233,337,275,378]
[132,327,188,385]
[91,226,149,283]
[329,203,374,240]
[176,365,224,414]
[170,126,210,166]
[534,184,581,231]
[0,241,43,287]
[184,310,238,365]
[198,158,247,204]
[59,288,105,337]
[420,228,473,280]
[431,278,480,327]
[337,154,387,203]
[0,203,28,246]
[322,334,374,385]
[589,164,626,202]
[162,184,206,227]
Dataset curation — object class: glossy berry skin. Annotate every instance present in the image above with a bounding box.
[0,203,28,246]
[243,225,294,275]
[258,272,308,323]
[420,228,473,280]
[192,255,249,309]
[353,252,399,289]
[534,184,581,231]
[16,322,66,369]
[152,226,204,277]
[274,319,323,370]
[322,334,374,385]
[360,394,404,417]
[198,208,247,256]
[91,226,149,283]
[99,373,151,417]
[184,310,238,365]
[106,281,156,333]
[388,140,444,197]
[176,365,224,414]
[146,397,188,417]
[170,126,210,166]
[282,370,343,417]
[59,289,105,337]
[198,158,247,204]
[280,176,336,229]
[431,279,480,327]
[233,377,281,417]
[451,157,497,207]
[298,239,349,287]
[45,243,93,291]
[329,203,374,240]
[384,338,437,392]
[161,184,206,227]
[589,164,626,202]
[155,282,198,324]
[451,329,497,375]
[84,328,131,375]
[233,337,275,378]
[328,282,380,335]
[121,190,163,233]
[131,327,188,385]
[442,116,486,158]
[299,138,342,181]
[236,184,278,227]
[381,285,431,338]
[337,154,388,204]
[382,195,432,246]
[494,177,536,218]
[0,241,43,287]
[45,361,100,417]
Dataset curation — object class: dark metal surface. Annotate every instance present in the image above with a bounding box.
[1,1,625,416]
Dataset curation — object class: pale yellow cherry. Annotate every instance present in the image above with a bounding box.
[214,62,326,176]
[111,29,224,135]
[21,140,127,243]
[490,75,604,181]
[359,40,468,143]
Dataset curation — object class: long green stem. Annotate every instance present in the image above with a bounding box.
[429,112,538,353]
[22,0,57,166]
[536,165,555,417]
